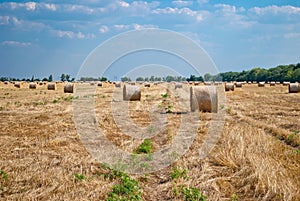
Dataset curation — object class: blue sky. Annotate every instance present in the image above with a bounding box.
[0,0,300,80]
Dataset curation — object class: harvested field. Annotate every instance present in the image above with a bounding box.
[0,82,299,200]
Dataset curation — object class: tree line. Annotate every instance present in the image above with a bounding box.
[1,63,299,83]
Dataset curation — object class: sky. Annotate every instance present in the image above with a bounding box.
[0,0,300,80]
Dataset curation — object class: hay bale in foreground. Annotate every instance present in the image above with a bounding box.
[190,86,218,113]
[14,82,22,88]
[123,85,141,101]
[29,82,36,89]
[64,83,74,93]
[235,82,243,88]
[175,83,183,89]
[289,83,300,93]
[225,83,234,91]
[258,82,265,87]
[47,83,56,90]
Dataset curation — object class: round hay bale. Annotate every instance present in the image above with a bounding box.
[235,82,243,88]
[90,82,95,86]
[175,83,183,89]
[258,82,265,87]
[115,82,121,88]
[270,81,276,86]
[129,82,136,85]
[190,86,218,113]
[204,81,212,86]
[39,82,43,86]
[225,83,234,91]
[283,81,290,86]
[47,83,56,90]
[97,82,103,87]
[4,81,8,85]
[14,82,22,88]
[64,83,74,93]
[289,83,300,93]
[29,82,37,89]
[144,83,151,87]
[194,81,200,86]
[123,85,141,101]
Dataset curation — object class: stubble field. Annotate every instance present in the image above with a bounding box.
[0,82,299,200]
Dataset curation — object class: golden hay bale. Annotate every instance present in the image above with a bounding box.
[276,81,281,85]
[64,83,74,93]
[115,82,121,87]
[258,82,265,87]
[4,81,8,85]
[29,82,36,89]
[289,83,300,93]
[14,82,22,88]
[90,82,95,85]
[129,82,136,85]
[190,86,218,113]
[38,82,43,86]
[144,83,151,87]
[235,82,243,88]
[225,83,234,91]
[194,81,200,86]
[47,83,56,90]
[123,85,141,101]
[204,81,212,86]
[175,83,183,89]
[97,82,102,87]
[270,81,276,86]
[283,81,290,86]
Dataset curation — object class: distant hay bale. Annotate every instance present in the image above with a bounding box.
[115,82,121,88]
[235,82,243,88]
[14,82,22,88]
[283,81,290,86]
[29,82,37,89]
[194,81,200,86]
[123,85,141,101]
[47,83,56,90]
[90,82,95,86]
[4,81,8,85]
[144,83,151,87]
[190,86,218,113]
[276,81,281,85]
[39,82,43,86]
[204,81,212,86]
[225,83,234,91]
[175,83,183,89]
[270,81,276,86]
[258,82,265,87]
[129,82,136,85]
[64,83,74,93]
[97,82,102,87]
[289,83,300,93]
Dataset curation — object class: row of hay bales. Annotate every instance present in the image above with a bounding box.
[122,84,218,113]
[6,81,75,93]
[223,81,299,93]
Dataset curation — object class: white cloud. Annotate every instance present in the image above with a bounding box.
[118,1,129,8]
[25,2,36,11]
[43,3,57,11]
[250,5,300,16]
[114,23,158,31]
[172,1,193,8]
[152,7,204,22]
[197,0,208,5]
[284,32,300,39]
[52,30,95,39]
[1,40,31,47]
[0,16,10,25]
[99,25,109,33]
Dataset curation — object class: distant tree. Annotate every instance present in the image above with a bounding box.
[31,75,34,82]
[66,74,70,82]
[121,77,131,82]
[60,73,66,82]
[99,77,108,81]
[136,77,144,81]
[42,77,48,81]
[48,74,53,82]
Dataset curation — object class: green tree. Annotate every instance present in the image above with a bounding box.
[66,74,70,82]
[48,74,53,82]
[60,73,66,82]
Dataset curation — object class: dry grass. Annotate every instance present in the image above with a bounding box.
[0,82,299,200]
